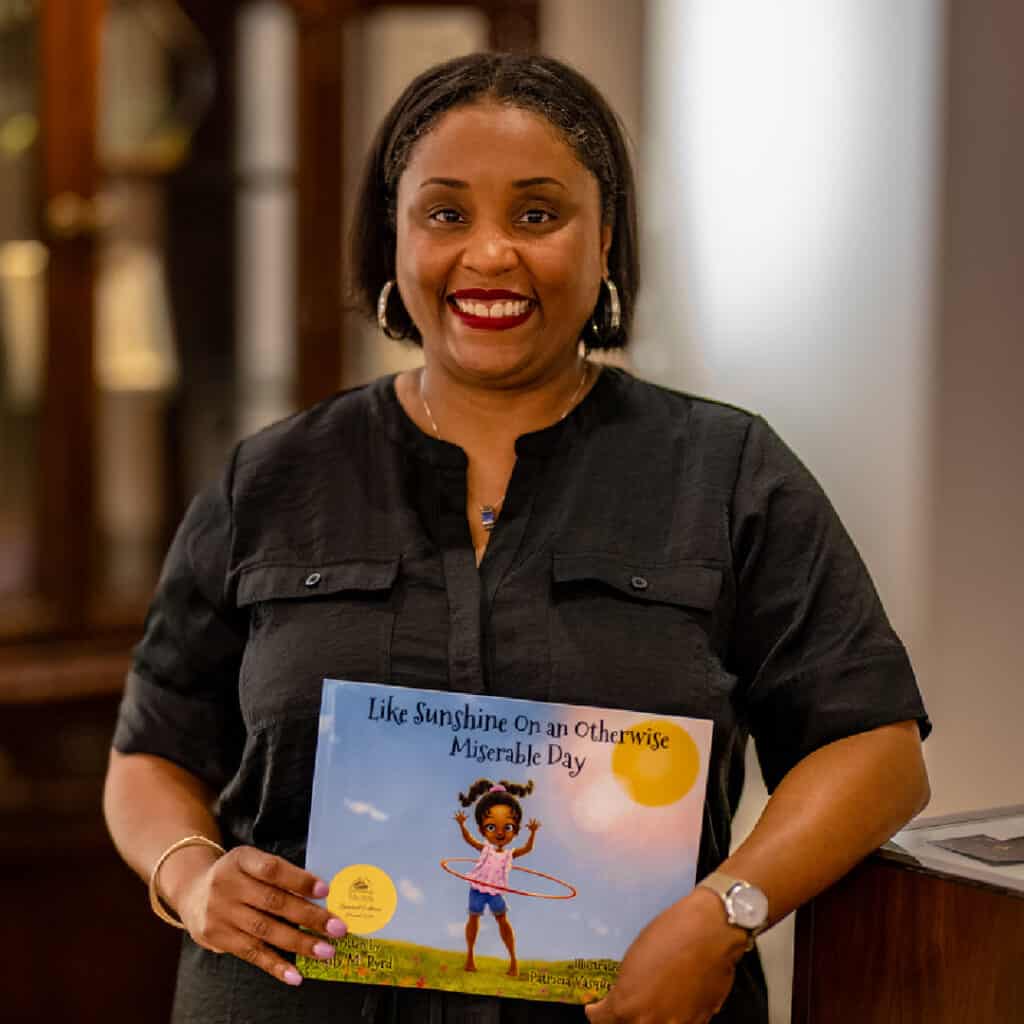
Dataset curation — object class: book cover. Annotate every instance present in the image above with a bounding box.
[298,680,712,1005]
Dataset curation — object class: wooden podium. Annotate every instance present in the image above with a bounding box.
[792,807,1024,1024]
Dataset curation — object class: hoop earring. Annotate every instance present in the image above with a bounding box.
[604,277,621,333]
[589,276,622,343]
[377,279,406,340]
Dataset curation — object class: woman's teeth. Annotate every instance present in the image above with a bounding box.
[453,298,531,318]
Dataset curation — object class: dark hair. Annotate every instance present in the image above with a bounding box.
[458,778,534,828]
[350,52,638,348]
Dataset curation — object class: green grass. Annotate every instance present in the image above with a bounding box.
[298,935,617,1005]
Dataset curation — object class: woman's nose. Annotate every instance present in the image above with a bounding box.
[460,223,519,276]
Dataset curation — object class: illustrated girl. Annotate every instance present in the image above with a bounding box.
[454,778,540,977]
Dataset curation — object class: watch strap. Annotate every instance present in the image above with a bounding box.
[698,870,742,902]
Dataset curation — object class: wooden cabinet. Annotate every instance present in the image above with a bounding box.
[1,2,540,643]
[793,811,1024,1023]
[0,676,182,1022]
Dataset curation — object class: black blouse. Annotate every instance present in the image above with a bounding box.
[114,368,929,1024]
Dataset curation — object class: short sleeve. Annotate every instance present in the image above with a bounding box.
[112,451,247,790]
[729,417,931,792]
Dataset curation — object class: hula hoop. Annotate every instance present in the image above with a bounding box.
[440,857,577,899]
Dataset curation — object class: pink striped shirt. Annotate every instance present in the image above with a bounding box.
[467,844,513,894]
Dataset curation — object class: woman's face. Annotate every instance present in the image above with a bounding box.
[394,100,611,388]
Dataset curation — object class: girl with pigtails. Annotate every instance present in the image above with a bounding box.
[454,779,541,977]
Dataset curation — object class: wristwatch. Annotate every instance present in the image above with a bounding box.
[697,871,769,950]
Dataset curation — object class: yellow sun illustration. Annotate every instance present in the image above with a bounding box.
[611,719,700,806]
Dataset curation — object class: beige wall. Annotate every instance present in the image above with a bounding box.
[540,0,645,145]
[923,0,1024,815]
[634,1,1022,1020]
[630,0,1024,822]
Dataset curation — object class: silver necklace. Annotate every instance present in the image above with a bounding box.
[419,361,591,532]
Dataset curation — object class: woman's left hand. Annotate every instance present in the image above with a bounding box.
[584,887,747,1024]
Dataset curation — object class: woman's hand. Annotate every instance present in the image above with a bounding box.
[169,845,347,987]
[455,810,468,826]
[526,818,541,834]
[584,888,746,1024]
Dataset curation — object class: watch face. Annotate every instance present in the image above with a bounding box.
[727,884,769,930]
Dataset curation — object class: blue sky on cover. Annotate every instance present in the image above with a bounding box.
[306,680,711,962]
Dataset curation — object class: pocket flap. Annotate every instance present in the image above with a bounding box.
[552,553,722,611]
[237,558,400,606]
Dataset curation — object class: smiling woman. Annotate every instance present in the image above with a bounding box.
[344,55,639,561]
[103,51,930,1024]
[352,53,636,352]
[395,103,609,387]
[369,94,620,558]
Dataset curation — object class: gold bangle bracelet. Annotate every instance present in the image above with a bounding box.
[148,834,225,929]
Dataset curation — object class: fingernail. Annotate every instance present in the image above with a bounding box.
[326,917,347,938]
[283,967,302,986]
[313,941,335,959]
[312,880,329,899]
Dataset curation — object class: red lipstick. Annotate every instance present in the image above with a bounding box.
[447,290,535,331]
[450,288,531,301]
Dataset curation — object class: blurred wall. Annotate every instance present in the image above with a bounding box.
[638,0,943,657]
[540,0,644,146]
[635,0,1024,823]
[631,1,1023,1021]
[635,1,947,1022]
[923,0,1024,815]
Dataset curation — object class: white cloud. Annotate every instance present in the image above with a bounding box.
[446,921,465,937]
[399,878,425,905]
[343,797,389,822]
[588,919,610,937]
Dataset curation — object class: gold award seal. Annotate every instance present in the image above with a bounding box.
[327,864,398,935]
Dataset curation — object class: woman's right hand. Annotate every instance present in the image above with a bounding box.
[169,845,347,986]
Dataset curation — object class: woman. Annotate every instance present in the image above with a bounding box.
[104,53,930,1023]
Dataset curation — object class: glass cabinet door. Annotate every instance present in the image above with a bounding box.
[0,0,211,640]
[0,5,44,618]
[93,0,209,606]
[0,0,538,653]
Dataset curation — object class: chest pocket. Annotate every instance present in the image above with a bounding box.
[235,558,399,727]
[549,553,724,717]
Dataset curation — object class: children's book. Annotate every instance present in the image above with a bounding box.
[298,680,712,1005]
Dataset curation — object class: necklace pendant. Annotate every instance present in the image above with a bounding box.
[480,505,498,532]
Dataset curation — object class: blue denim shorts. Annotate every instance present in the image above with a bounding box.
[468,888,508,916]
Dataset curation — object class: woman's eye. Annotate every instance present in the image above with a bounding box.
[484,824,495,832]
[428,208,464,224]
[505,825,515,833]
[520,208,556,225]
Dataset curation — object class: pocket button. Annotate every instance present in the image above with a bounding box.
[304,572,322,588]
[630,575,649,591]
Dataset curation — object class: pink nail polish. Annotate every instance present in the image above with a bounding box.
[326,917,347,938]
[284,968,302,986]
[312,880,330,899]
[313,941,335,959]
